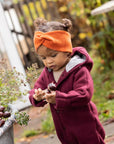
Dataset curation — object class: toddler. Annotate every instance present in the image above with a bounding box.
[29,18,105,144]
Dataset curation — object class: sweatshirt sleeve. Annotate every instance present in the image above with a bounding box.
[55,67,94,110]
[29,68,47,107]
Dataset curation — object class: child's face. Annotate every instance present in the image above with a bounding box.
[37,45,70,71]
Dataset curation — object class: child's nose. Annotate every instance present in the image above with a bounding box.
[46,57,53,64]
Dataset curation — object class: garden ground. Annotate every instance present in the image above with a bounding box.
[14,106,114,144]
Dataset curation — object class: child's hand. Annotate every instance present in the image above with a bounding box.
[44,91,56,104]
[33,88,45,101]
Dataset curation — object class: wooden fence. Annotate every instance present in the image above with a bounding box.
[1,0,59,68]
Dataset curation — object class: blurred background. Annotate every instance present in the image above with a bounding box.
[0,0,114,143]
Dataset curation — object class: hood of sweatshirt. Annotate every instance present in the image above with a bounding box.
[65,47,93,72]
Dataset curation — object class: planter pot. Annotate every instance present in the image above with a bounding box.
[0,125,14,144]
[0,104,18,144]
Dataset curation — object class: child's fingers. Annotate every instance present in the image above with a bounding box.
[45,91,56,100]
[35,89,38,93]
[46,91,55,97]
[34,88,46,101]
[38,88,46,97]
[42,95,46,99]
[35,88,42,94]
[34,88,44,96]
[33,94,37,100]
[38,88,42,92]
[33,93,43,101]
[45,93,56,104]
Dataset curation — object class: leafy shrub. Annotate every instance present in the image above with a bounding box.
[0,59,29,126]
[26,63,42,88]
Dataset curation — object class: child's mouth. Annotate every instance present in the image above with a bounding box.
[49,65,56,69]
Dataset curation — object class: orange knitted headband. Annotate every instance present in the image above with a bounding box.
[34,30,72,53]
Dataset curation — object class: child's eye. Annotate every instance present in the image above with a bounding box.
[40,56,46,60]
[42,57,46,60]
[51,54,57,57]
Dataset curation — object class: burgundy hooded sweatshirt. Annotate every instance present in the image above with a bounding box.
[29,47,105,144]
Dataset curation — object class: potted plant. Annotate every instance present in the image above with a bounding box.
[0,59,29,144]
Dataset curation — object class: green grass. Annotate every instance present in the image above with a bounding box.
[41,108,55,134]
[23,130,39,137]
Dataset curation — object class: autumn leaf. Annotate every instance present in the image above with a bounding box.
[59,6,68,12]
[78,33,86,39]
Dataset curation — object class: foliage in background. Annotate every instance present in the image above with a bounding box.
[56,0,114,68]
[82,0,114,69]
[90,50,114,122]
